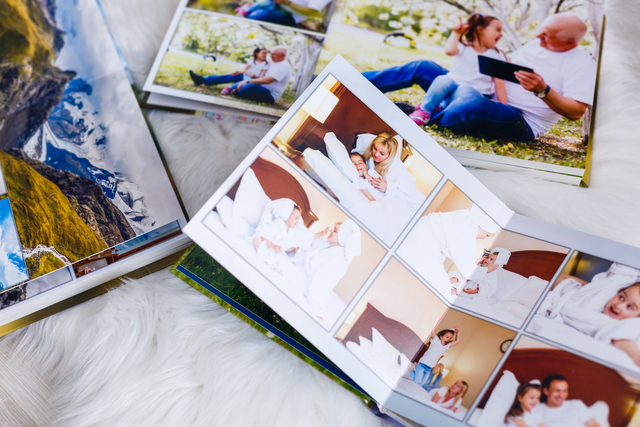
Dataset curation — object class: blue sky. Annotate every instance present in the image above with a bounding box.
[0,198,29,289]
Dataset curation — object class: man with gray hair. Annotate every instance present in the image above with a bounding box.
[234,46,293,103]
[363,12,597,142]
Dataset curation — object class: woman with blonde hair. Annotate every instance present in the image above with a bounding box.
[431,380,469,413]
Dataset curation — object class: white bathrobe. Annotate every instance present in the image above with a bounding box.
[453,247,511,302]
[298,220,361,318]
[538,263,640,345]
[398,204,500,298]
[253,199,314,270]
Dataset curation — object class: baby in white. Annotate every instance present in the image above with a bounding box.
[252,198,315,272]
[349,152,385,201]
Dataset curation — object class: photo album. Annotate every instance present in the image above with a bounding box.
[0,0,190,332]
[180,56,640,427]
[143,0,605,185]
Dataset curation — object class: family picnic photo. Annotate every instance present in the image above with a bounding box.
[527,253,640,376]
[202,147,386,329]
[150,10,323,115]
[317,0,604,168]
[186,0,339,34]
[271,75,443,246]
[336,257,516,420]
[396,181,501,302]
[450,230,569,327]
[470,336,639,427]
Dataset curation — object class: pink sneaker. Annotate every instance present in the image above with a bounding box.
[221,86,233,95]
[409,108,431,126]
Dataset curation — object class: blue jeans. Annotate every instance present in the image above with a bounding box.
[238,83,275,103]
[422,372,443,392]
[420,75,457,115]
[363,60,536,142]
[409,363,433,386]
[362,60,448,94]
[203,74,243,86]
[246,7,295,26]
[433,85,536,142]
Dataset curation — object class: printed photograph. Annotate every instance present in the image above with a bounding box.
[451,231,569,327]
[470,336,640,427]
[527,253,640,376]
[271,75,443,246]
[316,0,605,169]
[202,146,386,329]
[0,198,29,290]
[336,257,515,420]
[187,0,339,34]
[397,181,501,302]
[0,0,184,280]
[151,11,323,116]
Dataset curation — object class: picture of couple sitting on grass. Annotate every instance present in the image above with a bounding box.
[189,46,292,104]
[363,12,597,145]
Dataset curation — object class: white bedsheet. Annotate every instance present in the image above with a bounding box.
[394,377,468,420]
[527,315,640,375]
[203,212,346,329]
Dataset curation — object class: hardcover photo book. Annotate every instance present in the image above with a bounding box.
[180,56,640,427]
[0,0,190,332]
[144,0,605,185]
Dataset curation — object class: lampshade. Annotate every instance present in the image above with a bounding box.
[301,85,339,124]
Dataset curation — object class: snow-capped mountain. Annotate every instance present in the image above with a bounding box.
[23,78,158,234]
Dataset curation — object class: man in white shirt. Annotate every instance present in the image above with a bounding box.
[363,13,597,142]
[533,375,601,427]
[234,47,293,103]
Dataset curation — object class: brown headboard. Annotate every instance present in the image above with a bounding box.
[226,157,318,227]
[502,250,567,282]
[341,303,425,362]
[478,349,640,427]
[287,86,396,154]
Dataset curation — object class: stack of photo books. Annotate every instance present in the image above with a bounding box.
[175,56,640,427]
[0,0,190,334]
[143,0,605,185]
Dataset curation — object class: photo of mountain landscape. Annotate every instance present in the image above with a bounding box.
[0,0,184,280]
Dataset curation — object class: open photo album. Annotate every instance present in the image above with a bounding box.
[182,56,640,427]
[143,0,605,185]
[0,0,190,332]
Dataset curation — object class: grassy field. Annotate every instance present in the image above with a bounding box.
[154,51,296,115]
[317,27,586,168]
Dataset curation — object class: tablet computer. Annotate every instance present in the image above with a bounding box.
[478,56,533,84]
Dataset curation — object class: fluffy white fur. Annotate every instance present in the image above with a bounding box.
[2,0,640,425]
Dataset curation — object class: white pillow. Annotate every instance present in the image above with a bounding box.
[354,133,403,160]
[324,132,359,183]
[477,370,519,427]
[399,353,412,375]
[302,148,367,209]
[358,336,373,354]
[216,195,253,239]
[232,168,271,228]
[589,401,611,427]
[371,327,401,369]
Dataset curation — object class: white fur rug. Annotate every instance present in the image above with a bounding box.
[2,0,639,425]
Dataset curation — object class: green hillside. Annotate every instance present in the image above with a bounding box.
[0,0,55,67]
[0,150,108,278]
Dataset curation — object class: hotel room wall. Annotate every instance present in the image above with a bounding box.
[259,148,386,305]
[490,231,568,254]
[335,258,448,341]
[435,309,516,408]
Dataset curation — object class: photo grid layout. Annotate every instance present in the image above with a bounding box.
[189,69,640,427]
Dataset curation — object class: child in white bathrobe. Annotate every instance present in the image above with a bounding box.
[349,152,385,201]
[252,199,315,272]
[451,248,511,303]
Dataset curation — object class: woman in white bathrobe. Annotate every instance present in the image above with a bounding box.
[397,204,500,299]
[538,262,640,366]
[293,219,361,320]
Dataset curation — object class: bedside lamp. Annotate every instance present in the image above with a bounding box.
[301,85,339,124]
